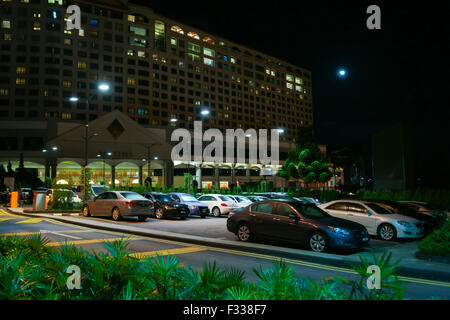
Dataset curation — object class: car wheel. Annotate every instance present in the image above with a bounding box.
[138,216,147,222]
[82,205,91,217]
[155,208,164,220]
[237,223,252,242]
[112,208,121,221]
[378,223,397,241]
[307,232,328,253]
[212,207,221,217]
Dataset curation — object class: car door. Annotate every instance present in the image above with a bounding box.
[198,196,215,210]
[271,203,310,242]
[249,202,276,237]
[90,193,107,216]
[324,202,350,219]
[346,203,377,233]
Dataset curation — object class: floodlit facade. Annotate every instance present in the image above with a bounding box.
[0,0,315,189]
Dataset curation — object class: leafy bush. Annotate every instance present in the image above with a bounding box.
[419,221,450,256]
[0,235,411,300]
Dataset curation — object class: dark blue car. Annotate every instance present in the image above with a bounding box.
[167,193,210,218]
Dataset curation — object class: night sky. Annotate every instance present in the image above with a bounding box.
[133,0,449,147]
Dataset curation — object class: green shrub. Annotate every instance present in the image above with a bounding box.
[0,235,410,300]
[419,221,450,256]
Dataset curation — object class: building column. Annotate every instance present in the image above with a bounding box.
[45,159,51,179]
[138,165,143,186]
[195,164,202,191]
[50,158,57,180]
[163,160,174,188]
[111,165,116,188]
[215,165,220,188]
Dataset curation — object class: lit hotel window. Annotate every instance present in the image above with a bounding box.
[128,15,135,22]
[16,67,26,74]
[137,51,147,58]
[203,37,215,46]
[203,58,215,67]
[1,20,11,29]
[171,26,184,35]
[48,0,64,5]
[62,80,72,87]
[77,61,87,69]
[0,89,9,96]
[295,77,303,84]
[16,78,26,85]
[286,74,294,82]
[127,78,135,85]
[203,47,215,57]
[187,32,200,40]
[3,34,12,40]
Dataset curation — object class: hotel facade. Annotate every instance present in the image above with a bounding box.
[0,0,327,190]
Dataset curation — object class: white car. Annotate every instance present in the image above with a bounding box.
[227,195,253,208]
[197,194,238,217]
[319,200,424,241]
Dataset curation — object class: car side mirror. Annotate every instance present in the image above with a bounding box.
[365,210,372,216]
[289,213,300,220]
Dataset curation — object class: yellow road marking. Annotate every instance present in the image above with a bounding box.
[1,230,92,237]
[15,218,45,224]
[0,217,13,222]
[130,247,207,259]
[46,236,141,247]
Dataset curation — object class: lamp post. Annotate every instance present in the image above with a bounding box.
[70,82,110,198]
[96,151,112,185]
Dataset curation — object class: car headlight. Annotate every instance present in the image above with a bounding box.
[328,226,350,236]
[397,221,412,227]
[189,205,198,209]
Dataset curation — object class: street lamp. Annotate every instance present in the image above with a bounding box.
[70,82,111,198]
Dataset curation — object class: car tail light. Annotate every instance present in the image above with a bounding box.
[228,212,235,217]
[220,203,228,207]
[148,201,154,206]
[125,201,137,206]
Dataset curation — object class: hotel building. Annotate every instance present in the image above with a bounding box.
[0,0,319,189]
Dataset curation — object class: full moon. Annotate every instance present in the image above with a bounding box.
[338,69,347,77]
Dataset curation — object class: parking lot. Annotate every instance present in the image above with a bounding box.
[74,213,423,256]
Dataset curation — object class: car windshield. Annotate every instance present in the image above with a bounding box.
[153,194,173,202]
[92,186,109,195]
[291,203,329,219]
[219,196,232,202]
[366,203,393,215]
[120,192,147,200]
[236,196,251,203]
[180,194,198,202]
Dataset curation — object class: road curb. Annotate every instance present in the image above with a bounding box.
[6,208,450,283]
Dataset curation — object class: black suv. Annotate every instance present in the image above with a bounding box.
[141,192,190,220]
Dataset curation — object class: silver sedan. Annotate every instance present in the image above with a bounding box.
[82,191,155,221]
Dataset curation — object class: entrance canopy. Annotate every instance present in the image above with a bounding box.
[46,110,173,161]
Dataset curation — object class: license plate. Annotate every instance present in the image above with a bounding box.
[363,237,369,241]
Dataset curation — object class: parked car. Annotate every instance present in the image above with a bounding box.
[82,191,154,221]
[294,197,322,205]
[46,189,82,204]
[365,199,442,235]
[227,195,253,208]
[141,192,190,219]
[256,193,295,201]
[91,185,110,197]
[319,200,424,241]
[245,195,270,203]
[400,201,449,220]
[227,200,369,252]
[197,194,238,217]
[167,192,210,218]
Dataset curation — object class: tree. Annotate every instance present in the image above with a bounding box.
[277,127,332,188]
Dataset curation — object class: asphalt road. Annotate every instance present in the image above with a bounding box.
[1,208,449,300]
